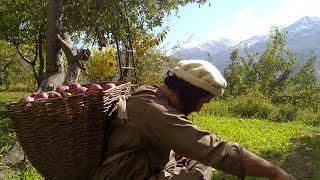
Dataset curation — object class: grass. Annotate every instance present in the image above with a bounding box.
[190,113,320,179]
[192,114,307,159]
[0,91,42,179]
[0,92,30,155]
[0,91,319,179]
[2,165,42,180]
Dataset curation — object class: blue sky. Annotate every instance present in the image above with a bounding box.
[161,0,320,49]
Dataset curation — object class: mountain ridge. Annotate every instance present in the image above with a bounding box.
[172,16,320,71]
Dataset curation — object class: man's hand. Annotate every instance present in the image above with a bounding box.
[243,149,295,180]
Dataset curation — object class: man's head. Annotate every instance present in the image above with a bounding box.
[164,60,227,115]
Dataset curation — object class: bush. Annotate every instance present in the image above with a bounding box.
[228,92,275,119]
[297,108,320,126]
[198,91,320,124]
[269,104,298,122]
[200,99,230,117]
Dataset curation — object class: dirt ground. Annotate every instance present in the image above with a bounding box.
[280,132,320,180]
[0,141,26,179]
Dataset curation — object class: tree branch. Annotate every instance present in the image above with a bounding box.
[57,32,90,63]
[33,37,39,63]
[56,34,74,60]
[32,37,40,83]
[38,34,45,82]
[15,45,33,65]
[32,65,40,83]
[1,61,13,73]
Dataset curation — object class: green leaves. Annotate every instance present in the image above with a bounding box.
[83,48,118,83]
[0,0,47,45]
[0,0,208,47]
[224,28,319,103]
[0,0,209,88]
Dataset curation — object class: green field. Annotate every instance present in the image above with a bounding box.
[191,113,320,179]
[0,91,319,179]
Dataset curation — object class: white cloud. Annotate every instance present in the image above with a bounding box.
[166,0,320,49]
[232,8,254,21]
[273,0,320,25]
[211,23,271,41]
[210,0,320,41]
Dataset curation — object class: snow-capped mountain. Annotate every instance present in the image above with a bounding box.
[173,38,238,62]
[197,38,238,52]
[286,16,320,36]
[172,16,320,71]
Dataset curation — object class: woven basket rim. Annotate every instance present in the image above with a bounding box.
[7,82,131,107]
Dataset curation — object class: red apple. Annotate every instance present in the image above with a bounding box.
[102,83,116,90]
[56,85,69,95]
[48,91,62,99]
[74,86,88,95]
[87,84,103,92]
[21,96,34,102]
[69,83,81,93]
[35,92,49,100]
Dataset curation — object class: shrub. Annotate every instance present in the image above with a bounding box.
[297,108,320,126]
[200,99,231,117]
[269,104,298,122]
[198,91,320,124]
[228,92,275,119]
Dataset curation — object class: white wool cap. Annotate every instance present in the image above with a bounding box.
[173,60,227,96]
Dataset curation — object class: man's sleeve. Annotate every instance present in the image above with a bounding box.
[129,97,246,179]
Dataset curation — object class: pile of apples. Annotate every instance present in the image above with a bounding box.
[21,82,117,102]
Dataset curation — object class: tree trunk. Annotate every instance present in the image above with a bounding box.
[39,0,65,92]
[38,33,45,87]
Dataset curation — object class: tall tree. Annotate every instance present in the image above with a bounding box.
[294,56,318,91]
[0,0,208,91]
[224,29,295,95]
[0,41,14,87]
[224,27,319,108]
[224,49,244,96]
[0,41,35,89]
[0,0,47,87]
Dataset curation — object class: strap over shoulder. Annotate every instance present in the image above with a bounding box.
[117,95,130,122]
[130,84,159,96]
[117,85,158,122]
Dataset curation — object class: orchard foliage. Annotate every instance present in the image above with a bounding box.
[0,0,207,47]
[0,41,36,90]
[0,0,47,45]
[137,50,179,84]
[0,0,209,88]
[83,48,118,83]
[224,28,320,111]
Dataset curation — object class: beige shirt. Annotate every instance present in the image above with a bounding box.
[93,85,245,180]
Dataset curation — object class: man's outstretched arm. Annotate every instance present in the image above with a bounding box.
[243,149,295,180]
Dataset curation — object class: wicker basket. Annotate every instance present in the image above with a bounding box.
[6,82,132,180]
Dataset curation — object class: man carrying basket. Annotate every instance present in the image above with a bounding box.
[93,60,294,180]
